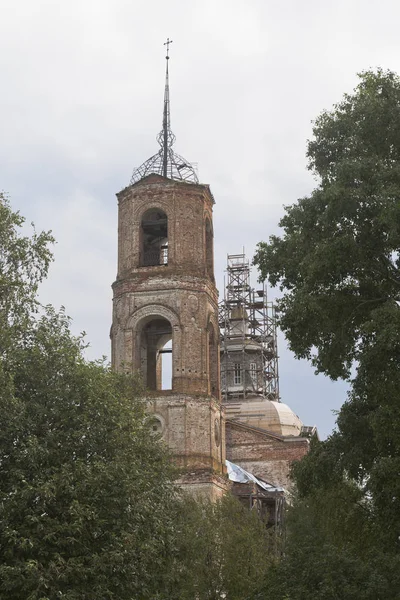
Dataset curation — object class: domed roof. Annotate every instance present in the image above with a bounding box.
[225,399,303,437]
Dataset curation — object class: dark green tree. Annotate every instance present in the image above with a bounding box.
[253,68,400,488]
[254,69,400,381]
[252,486,400,600]
[252,70,400,599]
[0,308,180,600]
[0,198,180,599]
[166,494,276,600]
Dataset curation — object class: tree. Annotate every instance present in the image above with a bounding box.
[0,193,54,355]
[252,70,400,598]
[0,307,180,600]
[254,69,400,381]
[253,68,400,492]
[0,198,180,599]
[165,494,276,600]
[251,487,400,600]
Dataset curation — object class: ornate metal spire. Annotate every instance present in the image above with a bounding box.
[130,39,198,185]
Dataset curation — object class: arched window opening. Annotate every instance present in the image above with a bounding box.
[140,209,168,267]
[205,218,214,278]
[140,317,173,391]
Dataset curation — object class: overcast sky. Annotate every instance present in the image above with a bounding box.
[1,0,399,439]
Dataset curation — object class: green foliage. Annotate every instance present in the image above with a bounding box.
[253,497,400,600]
[252,452,400,599]
[0,308,179,600]
[253,67,400,514]
[252,69,400,599]
[0,198,180,598]
[0,193,54,355]
[254,69,400,380]
[166,494,276,600]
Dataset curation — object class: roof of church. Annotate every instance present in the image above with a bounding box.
[226,417,309,442]
[130,39,198,186]
[225,399,304,437]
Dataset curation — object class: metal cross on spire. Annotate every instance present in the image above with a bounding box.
[164,37,173,59]
[130,40,198,186]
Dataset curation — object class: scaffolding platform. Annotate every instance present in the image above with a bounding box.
[219,252,280,403]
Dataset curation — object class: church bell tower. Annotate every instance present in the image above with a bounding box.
[111,40,228,498]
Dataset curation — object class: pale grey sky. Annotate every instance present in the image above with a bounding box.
[1,0,398,438]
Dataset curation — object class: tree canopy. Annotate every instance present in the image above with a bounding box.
[165,495,275,600]
[0,192,54,355]
[0,309,180,599]
[0,196,180,599]
[252,69,400,599]
[254,69,400,380]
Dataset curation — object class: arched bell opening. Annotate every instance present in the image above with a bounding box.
[140,208,168,267]
[139,317,173,391]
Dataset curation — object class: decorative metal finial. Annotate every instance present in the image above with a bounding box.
[130,40,198,186]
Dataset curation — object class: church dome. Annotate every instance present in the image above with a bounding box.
[225,399,303,437]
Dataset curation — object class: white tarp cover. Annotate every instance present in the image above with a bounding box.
[225,460,284,493]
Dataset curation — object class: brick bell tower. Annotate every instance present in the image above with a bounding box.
[111,40,228,498]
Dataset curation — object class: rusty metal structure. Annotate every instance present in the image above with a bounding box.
[219,252,280,402]
[130,38,198,186]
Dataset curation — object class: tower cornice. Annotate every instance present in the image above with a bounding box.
[117,174,215,204]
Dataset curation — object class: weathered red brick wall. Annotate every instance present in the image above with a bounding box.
[111,174,228,498]
[111,174,220,396]
[226,420,309,490]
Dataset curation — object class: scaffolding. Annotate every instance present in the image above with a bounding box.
[219,252,280,402]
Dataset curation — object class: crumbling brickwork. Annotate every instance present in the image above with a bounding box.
[225,419,309,490]
[111,174,228,497]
